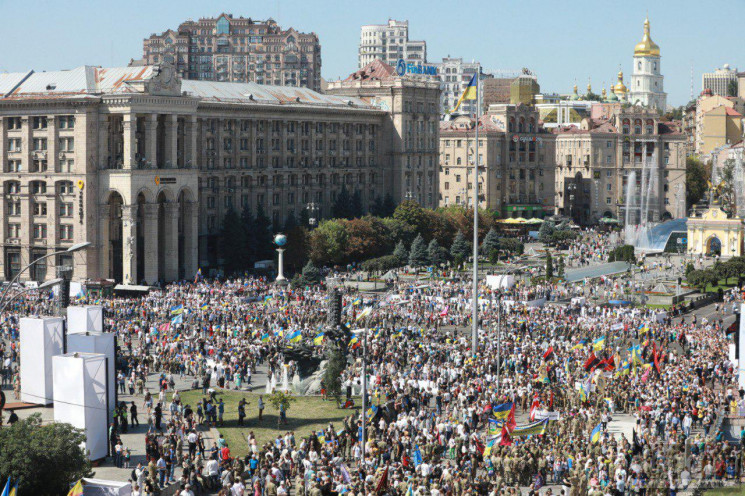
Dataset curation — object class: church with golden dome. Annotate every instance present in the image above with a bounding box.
[628,18,667,111]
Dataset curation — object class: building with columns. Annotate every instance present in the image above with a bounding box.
[438,105,556,218]
[0,64,395,284]
[142,14,322,91]
[553,107,686,225]
[326,60,441,208]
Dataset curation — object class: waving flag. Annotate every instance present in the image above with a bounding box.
[260,333,271,343]
[348,336,360,350]
[439,306,449,317]
[200,301,209,310]
[170,304,184,316]
[287,330,302,343]
[590,423,603,444]
[366,405,378,420]
[355,306,372,321]
[313,333,325,346]
[529,395,540,422]
[412,445,423,466]
[67,480,84,496]
[194,268,202,284]
[453,73,478,112]
[352,297,362,306]
[512,419,548,437]
[592,336,606,351]
[492,402,513,421]
[171,314,183,325]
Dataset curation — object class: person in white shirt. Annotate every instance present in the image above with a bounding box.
[179,485,195,496]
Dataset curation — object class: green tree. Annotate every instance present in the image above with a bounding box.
[428,239,446,266]
[728,79,738,98]
[717,159,736,216]
[393,200,429,235]
[687,269,719,293]
[408,234,429,268]
[220,207,247,274]
[686,156,708,208]
[0,414,92,496]
[322,347,347,400]
[498,238,524,256]
[332,186,354,219]
[308,219,349,266]
[557,256,565,278]
[393,240,408,265]
[481,227,500,257]
[267,390,298,424]
[293,260,320,288]
[546,252,554,279]
[350,190,364,218]
[381,193,397,218]
[241,205,257,265]
[253,204,274,261]
[370,196,386,217]
[450,231,470,266]
[538,220,556,244]
[381,217,416,246]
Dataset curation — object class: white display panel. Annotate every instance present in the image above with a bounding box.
[67,333,116,415]
[53,353,109,461]
[67,306,104,335]
[20,317,64,405]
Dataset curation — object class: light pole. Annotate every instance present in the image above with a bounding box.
[306,202,318,228]
[0,278,63,314]
[0,241,90,311]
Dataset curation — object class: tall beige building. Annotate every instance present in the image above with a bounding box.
[554,107,686,225]
[326,60,441,208]
[0,65,398,284]
[438,105,556,218]
[358,20,426,69]
[142,14,322,91]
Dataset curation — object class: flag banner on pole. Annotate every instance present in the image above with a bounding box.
[511,418,549,437]
[355,306,372,321]
[590,422,603,443]
[492,402,513,420]
[453,73,478,112]
[170,304,184,316]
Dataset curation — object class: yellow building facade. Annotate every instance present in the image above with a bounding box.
[687,207,744,257]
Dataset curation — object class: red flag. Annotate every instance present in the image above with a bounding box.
[598,358,615,371]
[549,390,554,410]
[584,352,600,371]
[653,343,661,374]
[440,306,449,317]
[499,424,513,446]
[530,395,540,422]
[375,466,389,495]
[506,403,517,431]
[473,435,485,455]
[543,346,554,360]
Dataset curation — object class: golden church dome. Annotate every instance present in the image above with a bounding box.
[634,18,660,57]
[613,70,628,95]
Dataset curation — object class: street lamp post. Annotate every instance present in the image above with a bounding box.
[0,241,90,311]
[0,278,63,314]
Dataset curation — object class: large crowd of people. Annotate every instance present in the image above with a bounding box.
[1,255,744,495]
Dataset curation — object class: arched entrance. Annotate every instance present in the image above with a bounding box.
[157,191,168,282]
[706,235,721,256]
[107,192,124,282]
[136,193,146,283]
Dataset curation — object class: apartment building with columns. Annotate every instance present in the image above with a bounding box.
[142,14,322,91]
[0,64,392,284]
[325,60,441,208]
[438,105,556,218]
[554,107,686,226]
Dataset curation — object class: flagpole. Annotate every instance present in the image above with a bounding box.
[471,70,480,353]
[360,319,368,461]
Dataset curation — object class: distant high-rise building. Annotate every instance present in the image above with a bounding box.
[482,77,515,109]
[358,20,426,69]
[510,72,540,105]
[628,18,667,111]
[436,57,485,115]
[142,13,321,91]
[702,64,738,97]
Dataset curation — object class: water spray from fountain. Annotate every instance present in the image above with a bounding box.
[625,151,660,250]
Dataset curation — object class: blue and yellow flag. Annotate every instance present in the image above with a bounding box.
[170,304,184,316]
[483,436,499,456]
[260,333,271,343]
[287,330,302,343]
[263,295,273,306]
[492,402,513,420]
[8,482,16,496]
[352,297,362,306]
[392,328,404,339]
[590,423,603,444]
[453,73,478,112]
[366,405,378,420]
[200,301,209,310]
[512,419,548,437]
[313,333,325,346]
[592,336,606,351]
[2,478,10,496]
[171,313,183,325]
[75,290,86,302]
[355,306,372,321]
[348,336,360,349]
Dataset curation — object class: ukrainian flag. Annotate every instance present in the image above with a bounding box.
[453,73,478,112]
[352,297,362,306]
[392,328,404,339]
[260,333,271,343]
[592,336,606,351]
[483,437,498,456]
[590,423,602,444]
[263,295,273,306]
[171,313,183,325]
[75,290,86,302]
[170,304,184,316]
[8,482,16,496]
[365,405,378,420]
[571,342,585,351]
[313,333,325,346]
[287,330,302,343]
[355,306,372,321]
[2,478,10,496]
[492,402,513,420]
[578,384,587,403]
[348,336,360,349]
[200,301,209,310]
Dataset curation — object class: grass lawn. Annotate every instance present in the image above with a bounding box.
[704,277,739,293]
[180,390,357,458]
[646,303,673,310]
[703,487,745,495]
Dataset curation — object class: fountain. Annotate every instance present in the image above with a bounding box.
[624,153,661,251]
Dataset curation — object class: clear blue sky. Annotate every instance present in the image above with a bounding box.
[2,0,742,106]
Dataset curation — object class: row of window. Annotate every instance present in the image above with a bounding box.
[6,137,75,153]
[6,200,74,217]
[209,138,376,153]
[4,180,75,195]
[5,116,75,130]
[6,223,73,241]
[203,171,378,189]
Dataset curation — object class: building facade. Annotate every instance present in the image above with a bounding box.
[326,61,441,208]
[436,57,482,115]
[482,78,515,109]
[702,65,738,97]
[553,107,686,225]
[142,14,322,91]
[628,18,667,111]
[358,20,426,69]
[438,105,556,218]
[694,92,745,155]
[0,65,396,284]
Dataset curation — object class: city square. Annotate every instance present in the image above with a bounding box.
[1,1,745,495]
